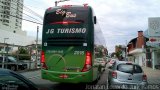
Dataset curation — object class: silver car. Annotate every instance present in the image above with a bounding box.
[107,60,148,89]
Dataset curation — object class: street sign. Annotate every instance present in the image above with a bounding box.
[148,17,160,36]
[150,38,156,42]
[146,41,160,48]
[149,37,160,43]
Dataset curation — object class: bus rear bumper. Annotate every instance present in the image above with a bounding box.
[41,69,93,83]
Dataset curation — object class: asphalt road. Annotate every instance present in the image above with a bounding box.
[20,69,109,90]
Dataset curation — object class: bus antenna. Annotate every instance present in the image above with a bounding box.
[55,0,70,6]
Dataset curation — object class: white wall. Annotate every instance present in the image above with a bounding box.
[134,53,146,66]
[0,29,35,46]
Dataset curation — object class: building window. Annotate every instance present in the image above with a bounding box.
[4,11,10,15]
[3,23,9,26]
[13,30,16,33]
[3,19,9,23]
[16,19,18,22]
[6,20,9,23]
[15,23,18,26]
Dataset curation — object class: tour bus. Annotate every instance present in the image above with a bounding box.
[41,5,107,83]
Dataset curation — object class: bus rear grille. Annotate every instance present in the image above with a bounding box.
[48,43,83,46]
[47,37,86,46]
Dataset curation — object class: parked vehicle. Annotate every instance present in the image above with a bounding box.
[96,58,106,68]
[104,57,109,64]
[96,58,106,71]
[107,60,148,89]
[107,59,116,67]
[0,68,39,90]
[0,56,27,71]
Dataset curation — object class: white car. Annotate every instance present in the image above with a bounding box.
[108,61,148,89]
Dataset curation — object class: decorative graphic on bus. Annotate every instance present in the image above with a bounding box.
[46,28,86,34]
[56,9,76,18]
[47,54,66,70]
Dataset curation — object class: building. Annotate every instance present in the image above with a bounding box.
[127,31,149,66]
[0,0,26,35]
[146,17,160,70]
[0,0,40,54]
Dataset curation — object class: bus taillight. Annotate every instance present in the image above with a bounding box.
[50,21,81,25]
[81,51,92,72]
[47,7,52,11]
[41,51,48,69]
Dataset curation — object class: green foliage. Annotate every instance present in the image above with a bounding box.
[115,45,123,58]
[18,47,31,60]
[116,50,122,58]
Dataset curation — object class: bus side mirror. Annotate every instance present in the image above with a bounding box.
[94,16,97,24]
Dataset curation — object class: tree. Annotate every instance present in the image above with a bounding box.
[115,45,123,59]
[18,47,31,60]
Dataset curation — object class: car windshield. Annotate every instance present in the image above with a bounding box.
[8,57,17,62]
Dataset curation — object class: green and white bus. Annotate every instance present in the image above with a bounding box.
[41,5,107,83]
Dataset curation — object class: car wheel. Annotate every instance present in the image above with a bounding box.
[10,66,17,71]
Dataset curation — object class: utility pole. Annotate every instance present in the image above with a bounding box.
[2,38,9,68]
[55,0,70,6]
[125,40,128,61]
[35,26,39,69]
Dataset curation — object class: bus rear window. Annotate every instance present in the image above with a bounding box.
[44,8,88,25]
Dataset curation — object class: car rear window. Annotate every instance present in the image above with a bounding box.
[117,64,142,73]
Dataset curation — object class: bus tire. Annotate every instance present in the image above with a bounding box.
[93,80,98,84]
[91,69,101,85]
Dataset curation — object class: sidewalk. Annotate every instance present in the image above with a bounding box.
[142,67,160,84]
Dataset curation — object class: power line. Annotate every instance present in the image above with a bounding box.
[0,12,43,25]
[23,6,43,20]
[10,0,43,20]
[0,2,43,24]
[0,0,43,21]
[0,4,42,23]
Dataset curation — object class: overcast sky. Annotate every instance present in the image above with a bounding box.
[22,0,160,53]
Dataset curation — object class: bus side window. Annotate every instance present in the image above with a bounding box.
[94,16,97,24]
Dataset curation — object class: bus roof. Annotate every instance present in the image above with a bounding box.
[46,5,92,13]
